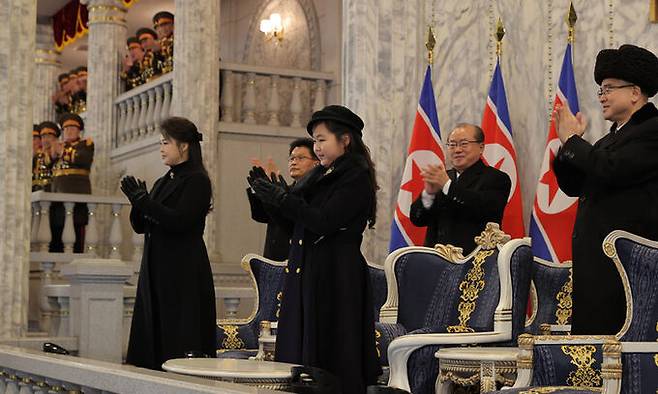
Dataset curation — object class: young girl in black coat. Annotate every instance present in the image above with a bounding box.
[249,105,382,393]
[121,117,216,370]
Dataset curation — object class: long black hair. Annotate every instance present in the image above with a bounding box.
[322,120,379,228]
[160,116,213,210]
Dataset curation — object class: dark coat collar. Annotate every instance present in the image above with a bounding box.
[610,102,658,132]
[450,159,486,184]
[292,153,368,194]
[151,161,203,202]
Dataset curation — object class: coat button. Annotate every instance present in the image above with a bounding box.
[285,267,289,273]
[296,268,301,274]
[298,239,303,245]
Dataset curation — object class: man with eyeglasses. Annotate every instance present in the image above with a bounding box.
[153,11,174,74]
[553,44,658,335]
[410,123,511,254]
[246,138,319,260]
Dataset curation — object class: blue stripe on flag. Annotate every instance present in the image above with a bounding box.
[488,60,513,134]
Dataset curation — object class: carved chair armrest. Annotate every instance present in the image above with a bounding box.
[387,330,511,391]
[375,322,407,366]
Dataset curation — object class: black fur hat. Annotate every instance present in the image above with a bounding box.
[594,44,658,97]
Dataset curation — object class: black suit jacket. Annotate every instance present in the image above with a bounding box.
[554,102,658,335]
[410,159,511,254]
[246,188,291,261]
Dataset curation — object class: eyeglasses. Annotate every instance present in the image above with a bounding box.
[446,140,481,149]
[597,84,635,97]
[288,155,314,163]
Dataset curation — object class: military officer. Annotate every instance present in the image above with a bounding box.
[50,113,94,253]
[32,121,61,192]
[136,28,164,82]
[54,73,72,115]
[153,11,174,74]
[121,36,145,89]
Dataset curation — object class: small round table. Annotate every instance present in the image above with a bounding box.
[162,358,300,390]
[435,347,519,394]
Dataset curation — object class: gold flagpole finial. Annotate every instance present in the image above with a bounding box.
[426,25,436,65]
[567,2,578,43]
[495,18,505,58]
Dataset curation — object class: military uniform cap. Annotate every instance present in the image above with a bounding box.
[59,113,84,131]
[38,121,61,138]
[136,27,158,40]
[307,105,365,137]
[594,44,658,97]
[153,11,174,25]
[33,124,40,138]
[127,36,140,46]
[58,73,69,83]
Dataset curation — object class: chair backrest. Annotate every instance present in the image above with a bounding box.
[367,262,387,321]
[241,254,288,328]
[602,230,658,341]
[380,223,527,335]
[525,259,573,334]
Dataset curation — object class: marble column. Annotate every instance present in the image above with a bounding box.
[80,0,127,195]
[33,23,61,124]
[0,0,37,338]
[171,0,221,261]
[342,0,427,264]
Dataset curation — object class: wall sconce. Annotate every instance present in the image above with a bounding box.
[260,13,284,42]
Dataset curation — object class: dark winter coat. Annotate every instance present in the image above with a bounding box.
[554,102,658,335]
[272,153,382,393]
[409,159,511,254]
[126,160,217,370]
[246,188,291,261]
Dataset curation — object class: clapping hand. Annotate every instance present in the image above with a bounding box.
[421,163,450,195]
[553,102,587,143]
[270,173,290,192]
[247,166,270,190]
[251,178,287,207]
[120,176,148,205]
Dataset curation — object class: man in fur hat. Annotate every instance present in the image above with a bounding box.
[553,44,658,334]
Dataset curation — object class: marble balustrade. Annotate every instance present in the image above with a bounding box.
[114,73,173,148]
[0,346,267,394]
[220,62,333,127]
[111,63,333,148]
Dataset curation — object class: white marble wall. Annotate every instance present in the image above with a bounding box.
[344,0,658,264]
[34,23,61,124]
[0,0,36,337]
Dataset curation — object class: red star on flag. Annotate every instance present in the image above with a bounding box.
[540,149,560,206]
[401,159,424,201]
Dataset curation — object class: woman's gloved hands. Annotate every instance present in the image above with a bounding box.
[120,175,148,206]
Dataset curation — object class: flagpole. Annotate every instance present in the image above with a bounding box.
[495,18,505,59]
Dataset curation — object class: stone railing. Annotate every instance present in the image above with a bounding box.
[114,73,173,148]
[111,63,333,148]
[0,345,279,393]
[30,191,136,260]
[219,62,333,127]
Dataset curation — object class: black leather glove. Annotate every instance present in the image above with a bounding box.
[247,166,271,189]
[270,173,290,192]
[251,178,287,207]
[120,176,148,205]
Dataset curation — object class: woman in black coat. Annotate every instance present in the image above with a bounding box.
[249,105,382,393]
[121,117,216,370]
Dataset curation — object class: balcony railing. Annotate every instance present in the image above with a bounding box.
[112,63,333,148]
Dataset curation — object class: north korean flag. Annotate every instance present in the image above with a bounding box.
[529,43,579,264]
[481,59,525,239]
[389,65,445,252]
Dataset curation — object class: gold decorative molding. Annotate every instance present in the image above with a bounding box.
[433,243,464,262]
[88,15,127,25]
[86,4,127,13]
[601,363,622,380]
[447,248,494,332]
[555,268,573,325]
[518,333,534,349]
[217,324,245,350]
[651,0,658,22]
[474,222,510,250]
[561,345,602,387]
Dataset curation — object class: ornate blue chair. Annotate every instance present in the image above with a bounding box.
[525,259,573,335]
[215,254,287,359]
[368,261,387,322]
[496,230,658,393]
[377,223,532,394]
